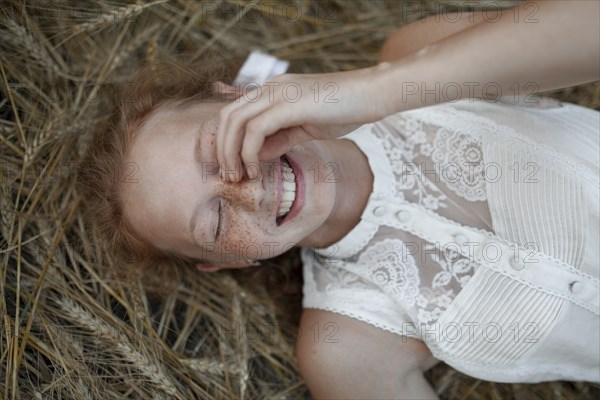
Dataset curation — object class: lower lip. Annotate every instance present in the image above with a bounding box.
[280,153,304,224]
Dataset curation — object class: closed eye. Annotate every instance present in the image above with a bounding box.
[215,199,223,240]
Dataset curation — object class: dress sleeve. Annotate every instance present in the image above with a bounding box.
[301,248,419,338]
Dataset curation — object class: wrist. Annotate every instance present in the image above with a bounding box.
[360,61,403,120]
[372,45,455,113]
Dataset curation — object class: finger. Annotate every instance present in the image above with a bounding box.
[217,102,248,182]
[257,126,313,161]
[216,103,237,181]
[240,105,302,168]
[216,95,254,182]
[217,91,269,182]
[222,114,246,183]
[240,119,266,180]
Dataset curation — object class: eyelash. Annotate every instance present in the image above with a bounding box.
[215,199,223,240]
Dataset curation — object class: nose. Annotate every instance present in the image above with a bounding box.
[214,175,264,212]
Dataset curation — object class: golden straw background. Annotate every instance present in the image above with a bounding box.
[1,0,599,398]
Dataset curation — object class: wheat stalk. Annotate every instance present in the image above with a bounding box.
[57,297,179,397]
[180,357,242,376]
[2,19,62,79]
[232,292,250,400]
[2,0,598,399]
[71,1,167,34]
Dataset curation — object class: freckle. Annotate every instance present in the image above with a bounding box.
[218,186,256,210]
[219,182,277,259]
[223,215,255,256]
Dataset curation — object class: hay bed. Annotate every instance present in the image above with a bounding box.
[1,0,599,399]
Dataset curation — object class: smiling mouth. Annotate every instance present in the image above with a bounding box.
[276,155,296,225]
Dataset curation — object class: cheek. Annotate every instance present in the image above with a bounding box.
[220,211,264,259]
[222,215,253,246]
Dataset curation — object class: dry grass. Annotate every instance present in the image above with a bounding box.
[1,0,599,399]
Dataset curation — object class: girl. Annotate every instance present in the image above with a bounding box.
[79,1,599,398]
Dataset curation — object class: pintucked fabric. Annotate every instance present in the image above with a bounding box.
[301,97,600,383]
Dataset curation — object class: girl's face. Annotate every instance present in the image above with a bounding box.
[122,101,338,268]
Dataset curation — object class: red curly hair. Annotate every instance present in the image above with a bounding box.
[77,56,245,273]
[77,56,305,301]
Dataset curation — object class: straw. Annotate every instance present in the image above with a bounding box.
[1,0,598,398]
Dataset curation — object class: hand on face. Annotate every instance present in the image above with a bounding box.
[123,95,342,273]
[213,67,387,183]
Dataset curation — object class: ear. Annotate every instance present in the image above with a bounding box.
[195,259,261,273]
[212,81,245,99]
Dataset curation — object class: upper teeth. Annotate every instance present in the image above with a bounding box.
[277,159,296,218]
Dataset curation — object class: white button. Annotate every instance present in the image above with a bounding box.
[452,233,469,245]
[395,210,411,223]
[569,281,582,294]
[373,206,386,217]
[510,257,525,271]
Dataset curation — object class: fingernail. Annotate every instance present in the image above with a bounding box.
[249,167,257,180]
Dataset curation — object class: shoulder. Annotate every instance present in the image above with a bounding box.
[295,308,439,379]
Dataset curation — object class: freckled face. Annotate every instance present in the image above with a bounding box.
[121,100,338,264]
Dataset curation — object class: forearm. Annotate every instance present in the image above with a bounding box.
[371,0,600,114]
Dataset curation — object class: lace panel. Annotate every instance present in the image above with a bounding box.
[303,98,597,336]
[372,113,494,233]
[310,226,480,328]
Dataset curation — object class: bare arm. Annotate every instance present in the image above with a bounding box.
[379,10,487,62]
[215,1,599,181]
[371,0,600,113]
[295,309,439,399]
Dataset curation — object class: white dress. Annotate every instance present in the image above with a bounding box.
[301,96,600,383]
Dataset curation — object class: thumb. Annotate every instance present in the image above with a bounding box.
[258,126,314,161]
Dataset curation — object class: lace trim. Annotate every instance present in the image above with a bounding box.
[431,126,487,201]
[347,237,473,327]
[375,119,449,211]
[312,219,379,260]
[410,103,598,185]
[441,357,599,383]
[426,243,476,288]
[301,305,419,339]
[356,238,421,306]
